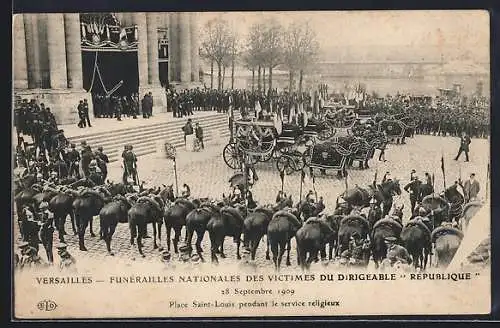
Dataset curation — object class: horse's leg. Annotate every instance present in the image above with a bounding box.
[195,229,205,255]
[70,210,77,235]
[265,235,271,260]
[89,215,96,237]
[153,222,158,249]
[219,238,226,258]
[56,215,66,243]
[78,216,88,252]
[137,225,145,257]
[209,232,219,264]
[157,220,162,241]
[251,236,261,261]
[277,241,287,270]
[236,235,241,260]
[166,224,172,252]
[174,227,182,254]
[270,241,279,271]
[320,245,327,261]
[286,239,292,266]
[107,224,117,256]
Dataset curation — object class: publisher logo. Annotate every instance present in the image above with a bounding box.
[37,300,57,312]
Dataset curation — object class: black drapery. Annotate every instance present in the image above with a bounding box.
[82,50,139,97]
[159,62,169,87]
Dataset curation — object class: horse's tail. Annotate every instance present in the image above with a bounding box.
[128,213,137,243]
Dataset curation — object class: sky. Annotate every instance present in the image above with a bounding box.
[198,10,489,63]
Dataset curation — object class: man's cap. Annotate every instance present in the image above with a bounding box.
[470,173,476,177]
[39,201,49,210]
[56,243,68,250]
[384,236,397,242]
[18,241,30,249]
[411,169,416,173]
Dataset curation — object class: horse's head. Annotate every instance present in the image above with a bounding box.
[383,179,401,196]
[159,184,175,202]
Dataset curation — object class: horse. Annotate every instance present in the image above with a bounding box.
[99,195,133,255]
[336,215,371,258]
[159,184,175,203]
[295,216,337,270]
[420,193,451,229]
[295,198,325,222]
[72,188,110,251]
[370,217,403,269]
[163,198,197,253]
[267,209,302,270]
[47,188,78,242]
[400,217,432,270]
[442,184,465,224]
[207,205,246,263]
[128,195,165,257]
[342,179,402,217]
[185,202,221,261]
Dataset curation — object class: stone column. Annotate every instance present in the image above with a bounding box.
[179,13,192,83]
[146,13,160,85]
[134,13,149,88]
[189,13,199,83]
[63,13,83,89]
[168,13,179,82]
[24,14,42,89]
[46,13,68,89]
[13,14,28,89]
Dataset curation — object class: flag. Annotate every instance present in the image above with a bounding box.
[301,169,306,184]
[441,155,445,174]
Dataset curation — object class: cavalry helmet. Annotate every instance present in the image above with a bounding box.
[39,202,49,210]
[384,236,397,243]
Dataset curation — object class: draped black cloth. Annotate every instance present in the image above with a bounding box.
[82,50,139,97]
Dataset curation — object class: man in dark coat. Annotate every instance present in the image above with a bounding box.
[459,173,481,203]
[454,132,471,162]
[404,175,422,213]
[80,142,93,177]
[94,146,109,182]
[195,123,204,149]
[38,202,55,263]
[67,143,81,178]
[83,99,92,127]
[77,100,86,128]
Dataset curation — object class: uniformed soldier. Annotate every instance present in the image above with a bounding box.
[382,236,412,267]
[80,141,93,177]
[19,243,46,269]
[57,243,76,271]
[340,232,369,265]
[404,175,422,213]
[87,160,104,186]
[382,171,392,183]
[38,202,55,263]
[25,215,41,252]
[94,146,109,181]
[181,183,191,198]
[454,131,471,162]
[122,145,138,185]
[67,143,81,178]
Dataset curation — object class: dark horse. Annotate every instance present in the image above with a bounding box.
[99,195,132,255]
[267,209,302,270]
[442,183,465,224]
[342,179,402,217]
[242,196,294,262]
[400,217,432,270]
[370,217,403,268]
[336,215,371,258]
[128,195,165,257]
[296,216,338,270]
[72,188,109,251]
[185,202,221,262]
[48,188,78,242]
[164,198,196,253]
[207,205,246,263]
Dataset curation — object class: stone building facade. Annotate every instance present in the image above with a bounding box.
[13,12,201,124]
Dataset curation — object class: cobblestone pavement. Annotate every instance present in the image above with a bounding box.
[15,135,489,270]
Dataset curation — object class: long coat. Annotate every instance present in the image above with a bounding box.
[462,180,480,201]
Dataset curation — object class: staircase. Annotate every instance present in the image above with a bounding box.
[67,114,230,163]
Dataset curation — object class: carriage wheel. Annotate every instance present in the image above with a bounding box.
[291,154,305,171]
[223,143,241,169]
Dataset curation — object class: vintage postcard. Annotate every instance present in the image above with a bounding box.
[12,10,490,319]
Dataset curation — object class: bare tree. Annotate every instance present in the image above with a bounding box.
[261,18,284,92]
[201,17,234,90]
[247,22,266,92]
[283,20,319,94]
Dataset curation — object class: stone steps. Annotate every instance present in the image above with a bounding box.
[67,114,231,163]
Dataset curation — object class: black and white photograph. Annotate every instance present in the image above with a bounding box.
[12,10,490,318]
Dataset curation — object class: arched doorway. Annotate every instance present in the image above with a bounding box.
[80,13,140,118]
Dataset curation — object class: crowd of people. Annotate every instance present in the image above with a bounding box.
[90,92,155,121]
